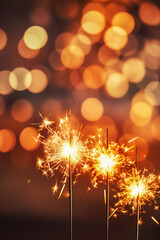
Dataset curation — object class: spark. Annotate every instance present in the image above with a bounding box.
[138,217,143,226]
[37,113,89,195]
[27,179,30,184]
[108,207,118,219]
[52,181,58,195]
[151,216,159,225]
[58,183,66,199]
[115,168,160,214]
[128,137,139,143]
[88,129,133,186]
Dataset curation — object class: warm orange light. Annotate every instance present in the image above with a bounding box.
[130,183,145,197]
[122,58,146,83]
[0,129,16,152]
[18,38,40,59]
[9,67,32,91]
[105,2,127,24]
[99,154,114,171]
[104,26,128,50]
[70,34,91,56]
[83,65,106,89]
[151,116,160,141]
[112,12,135,34]
[81,98,103,121]
[81,10,105,35]
[139,2,160,26]
[11,99,33,122]
[0,70,13,95]
[98,44,119,66]
[28,69,48,93]
[24,25,48,50]
[61,45,84,69]
[0,29,7,50]
[19,127,40,151]
[105,72,129,98]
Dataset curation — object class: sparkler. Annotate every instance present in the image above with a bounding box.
[37,113,89,240]
[89,129,132,240]
[114,167,160,239]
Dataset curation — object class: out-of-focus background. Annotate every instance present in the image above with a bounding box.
[0,0,160,239]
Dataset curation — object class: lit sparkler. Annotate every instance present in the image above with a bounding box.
[37,113,89,240]
[115,168,160,214]
[88,129,132,240]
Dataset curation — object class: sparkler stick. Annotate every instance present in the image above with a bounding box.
[68,112,73,240]
[106,128,109,240]
[136,147,140,240]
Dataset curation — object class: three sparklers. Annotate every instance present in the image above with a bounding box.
[36,113,160,240]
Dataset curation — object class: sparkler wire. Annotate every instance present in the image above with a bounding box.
[106,128,109,240]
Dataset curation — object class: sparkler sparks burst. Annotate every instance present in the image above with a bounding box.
[115,168,160,214]
[37,114,89,194]
[89,129,132,187]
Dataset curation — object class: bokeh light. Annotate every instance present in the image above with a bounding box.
[151,116,160,141]
[0,129,16,153]
[49,50,66,71]
[104,26,128,50]
[98,44,119,66]
[61,45,84,69]
[83,65,106,89]
[81,10,105,35]
[0,29,7,50]
[9,67,32,91]
[105,2,127,24]
[11,99,33,122]
[19,127,40,151]
[28,69,48,93]
[105,72,129,98]
[81,97,103,121]
[0,70,13,95]
[24,25,48,50]
[122,58,146,83]
[112,12,135,34]
[139,2,160,26]
[18,38,40,59]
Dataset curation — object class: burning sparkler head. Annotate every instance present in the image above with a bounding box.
[115,168,160,214]
[37,113,89,193]
[88,129,133,186]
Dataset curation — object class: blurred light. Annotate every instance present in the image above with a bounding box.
[105,72,129,98]
[139,2,160,26]
[151,116,160,141]
[41,98,62,117]
[122,58,146,83]
[83,65,106,89]
[81,97,103,121]
[24,25,48,50]
[145,81,160,106]
[130,101,153,126]
[55,32,74,50]
[61,45,84,69]
[11,99,33,122]
[73,85,99,105]
[0,97,5,116]
[112,12,135,34]
[28,69,48,93]
[19,127,40,151]
[81,10,105,35]
[30,7,51,26]
[0,129,16,153]
[120,35,139,57]
[82,2,105,16]
[49,50,66,71]
[0,70,13,95]
[9,67,32,91]
[70,69,85,89]
[105,2,127,24]
[70,34,91,56]
[55,0,79,20]
[104,26,128,50]
[11,147,31,169]
[98,44,119,66]
[132,90,156,106]
[83,116,118,141]
[0,29,7,50]
[144,39,160,59]
[18,38,40,59]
